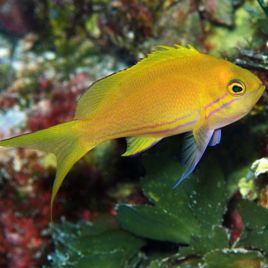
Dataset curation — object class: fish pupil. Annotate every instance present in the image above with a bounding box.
[232,85,243,93]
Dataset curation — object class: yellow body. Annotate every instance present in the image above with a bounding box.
[75,46,263,140]
[0,45,265,210]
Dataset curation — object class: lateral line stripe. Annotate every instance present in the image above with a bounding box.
[204,92,228,109]
[205,98,240,119]
[96,115,197,141]
[145,120,197,136]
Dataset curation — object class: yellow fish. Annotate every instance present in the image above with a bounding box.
[0,45,265,207]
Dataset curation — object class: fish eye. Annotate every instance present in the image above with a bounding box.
[228,80,246,96]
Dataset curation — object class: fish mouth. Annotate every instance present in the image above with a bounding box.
[259,83,266,92]
[237,83,265,114]
[246,83,266,98]
[255,83,266,98]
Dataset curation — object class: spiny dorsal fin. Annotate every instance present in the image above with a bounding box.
[135,44,200,68]
[74,44,200,120]
[122,136,162,157]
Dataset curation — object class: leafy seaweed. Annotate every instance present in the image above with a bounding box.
[258,0,268,17]
[115,153,268,266]
[237,199,268,254]
[203,249,265,268]
[117,155,229,253]
[47,216,145,268]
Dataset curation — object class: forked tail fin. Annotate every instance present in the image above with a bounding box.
[0,120,97,216]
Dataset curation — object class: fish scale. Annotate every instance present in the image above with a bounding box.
[0,44,265,214]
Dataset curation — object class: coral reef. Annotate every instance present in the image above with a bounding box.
[0,0,267,267]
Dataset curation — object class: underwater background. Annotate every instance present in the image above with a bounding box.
[0,0,268,267]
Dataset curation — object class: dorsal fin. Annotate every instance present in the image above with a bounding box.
[74,71,125,119]
[75,44,200,120]
[134,44,200,68]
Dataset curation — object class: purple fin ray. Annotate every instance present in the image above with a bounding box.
[209,129,221,147]
[173,127,214,188]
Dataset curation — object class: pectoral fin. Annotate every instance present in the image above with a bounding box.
[209,129,221,147]
[122,136,162,157]
[174,125,214,187]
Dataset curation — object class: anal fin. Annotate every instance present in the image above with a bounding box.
[122,136,162,157]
